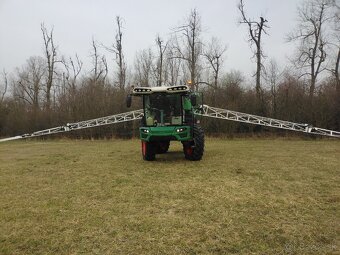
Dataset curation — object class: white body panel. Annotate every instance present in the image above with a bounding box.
[132,85,189,95]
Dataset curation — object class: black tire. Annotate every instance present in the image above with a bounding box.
[140,117,146,127]
[155,141,170,154]
[183,124,204,161]
[141,141,156,161]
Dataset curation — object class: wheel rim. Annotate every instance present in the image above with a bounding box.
[142,141,146,156]
[185,146,193,156]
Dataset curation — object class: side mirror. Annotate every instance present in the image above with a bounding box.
[126,94,132,108]
[190,94,197,106]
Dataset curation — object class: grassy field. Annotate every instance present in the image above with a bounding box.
[0,138,339,254]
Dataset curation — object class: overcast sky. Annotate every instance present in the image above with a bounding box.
[0,0,303,80]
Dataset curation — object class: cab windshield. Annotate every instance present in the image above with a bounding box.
[144,94,182,126]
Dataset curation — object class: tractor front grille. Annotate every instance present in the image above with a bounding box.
[141,133,148,139]
[149,136,176,141]
[178,133,188,138]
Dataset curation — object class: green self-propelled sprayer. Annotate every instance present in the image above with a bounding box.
[126,85,204,161]
[1,85,340,160]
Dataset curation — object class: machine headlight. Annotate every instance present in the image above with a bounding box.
[176,128,186,132]
[142,129,149,133]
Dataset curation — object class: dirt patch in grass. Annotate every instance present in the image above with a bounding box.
[0,138,339,254]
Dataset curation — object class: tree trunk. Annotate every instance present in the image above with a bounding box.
[335,48,340,130]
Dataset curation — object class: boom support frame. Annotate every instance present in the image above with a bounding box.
[0,109,143,142]
[1,105,339,142]
[197,105,340,138]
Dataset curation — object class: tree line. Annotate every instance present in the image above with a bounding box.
[0,0,339,138]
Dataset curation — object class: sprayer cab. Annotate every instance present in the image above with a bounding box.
[126,85,204,161]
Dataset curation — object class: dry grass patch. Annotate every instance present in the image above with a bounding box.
[0,138,339,254]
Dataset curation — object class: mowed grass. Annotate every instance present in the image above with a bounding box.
[0,138,339,254]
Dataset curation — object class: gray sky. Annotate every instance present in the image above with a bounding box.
[0,0,302,80]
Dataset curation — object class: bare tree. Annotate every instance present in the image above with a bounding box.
[164,38,182,86]
[90,38,108,83]
[134,48,154,87]
[222,70,245,88]
[154,35,168,86]
[14,57,45,111]
[62,54,83,91]
[0,70,8,105]
[329,1,340,89]
[61,54,83,119]
[203,38,227,105]
[105,16,126,90]
[334,43,340,129]
[41,23,58,111]
[238,0,268,112]
[334,47,340,88]
[174,9,203,90]
[329,1,340,129]
[287,0,333,98]
[265,59,282,117]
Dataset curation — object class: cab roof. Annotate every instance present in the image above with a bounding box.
[131,85,189,95]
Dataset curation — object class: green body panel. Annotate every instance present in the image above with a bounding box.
[139,126,192,142]
[183,97,192,110]
[134,89,203,144]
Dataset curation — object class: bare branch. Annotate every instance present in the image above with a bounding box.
[154,35,169,86]
[238,0,268,111]
[104,16,126,89]
[287,0,333,97]
[0,69,8,104]
[41,23,58,111]
[173,9,203,89]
